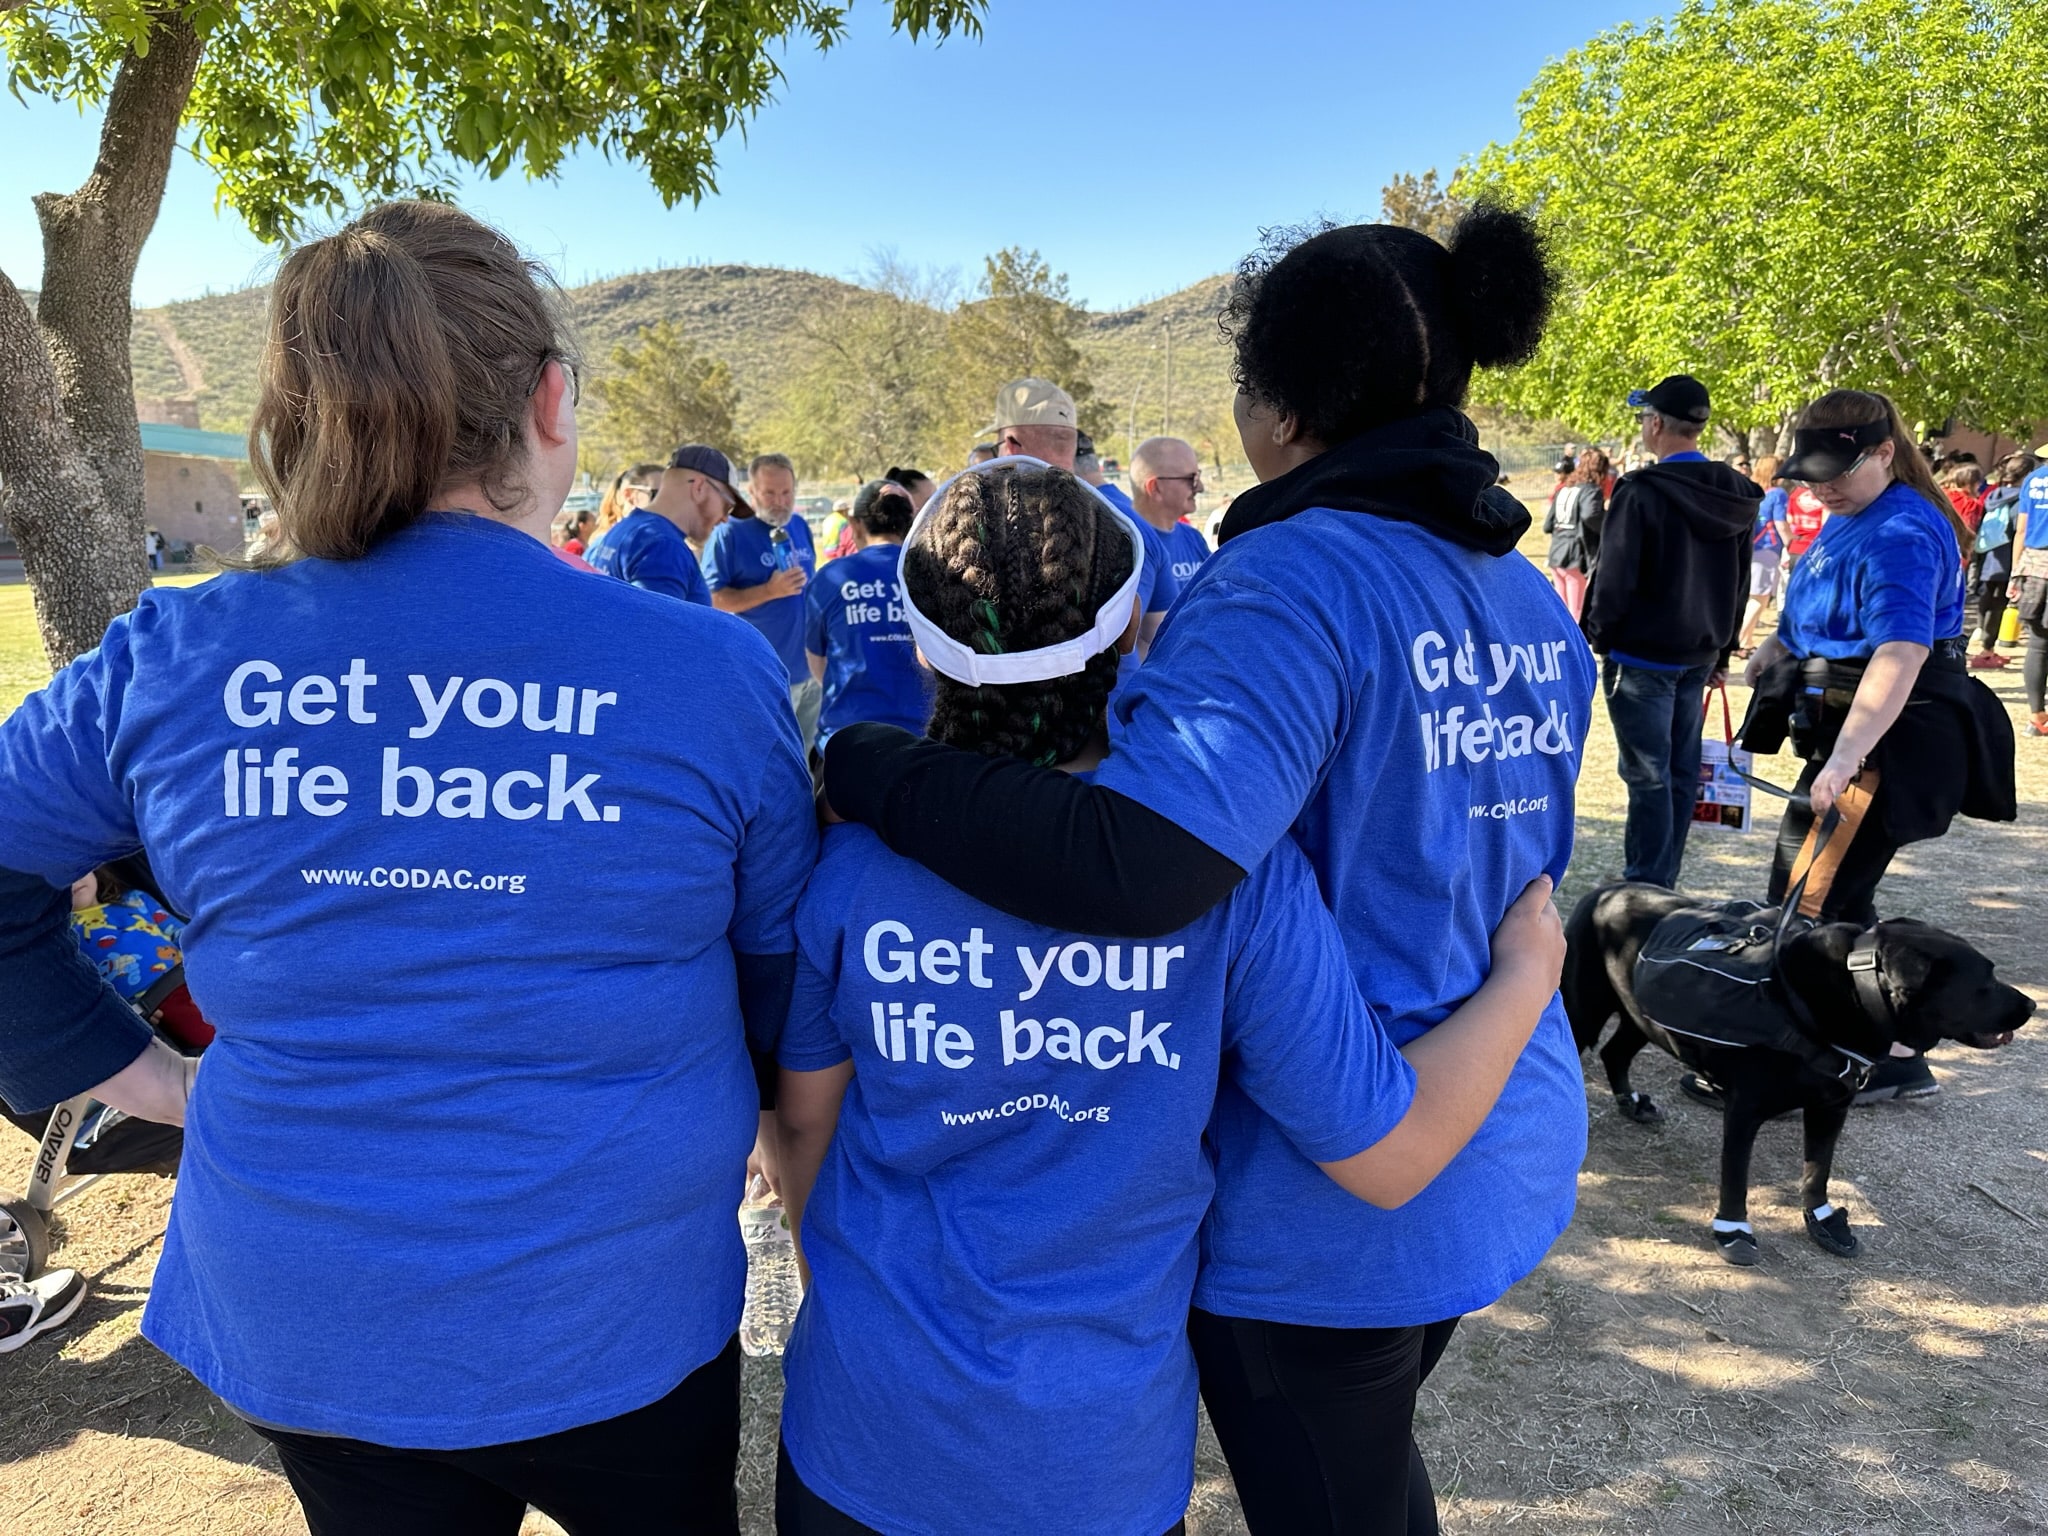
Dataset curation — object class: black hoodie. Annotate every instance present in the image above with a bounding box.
[1582,458,1761,669]
[1220,406,1529,554]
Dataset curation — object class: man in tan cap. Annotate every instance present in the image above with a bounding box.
[988,378,1078,470]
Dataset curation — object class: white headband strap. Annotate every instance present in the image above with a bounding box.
[898,455,1145,687]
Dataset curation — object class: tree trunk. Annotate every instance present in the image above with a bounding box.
[0,9,202,669]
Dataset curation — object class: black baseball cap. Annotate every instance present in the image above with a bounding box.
[1626,374,1711,425]
[666,444,753,516]
[1780,417,1891,485]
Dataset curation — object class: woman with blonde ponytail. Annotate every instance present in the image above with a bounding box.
[0,201,815,1532]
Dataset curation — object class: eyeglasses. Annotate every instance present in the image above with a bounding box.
[530,356,581,407]
[1793,453,1868,489]
[1154,472,1205,493]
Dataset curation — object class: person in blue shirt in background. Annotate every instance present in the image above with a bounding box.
[1130,436,1214,590]
[775,459,1566,1536]
[2011,439,2048,738]
[1736,454,1790,654]
[587,442,742,607]
[1079,432,1180,659]
[0,201,816,1534]
[703,453,822,751]
[1741,389,2013,1103]
[823,206,1593,1536]
[804,479,929,754]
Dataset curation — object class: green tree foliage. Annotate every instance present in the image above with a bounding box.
[0,0,985,665]
[584,321,742,466]
[930,247,1100,456]
[3,1,988,240]
[1460,0,2048,446]
[1380,169,1465,244]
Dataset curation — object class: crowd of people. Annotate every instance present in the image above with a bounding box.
[0,184,2031,1536]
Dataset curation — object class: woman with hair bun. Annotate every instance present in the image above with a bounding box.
[0,201,815,1531]
[803,478,930,752]
[1741,389,2014,1102]
[824,208,1594,1532]
[775,459,1563,1535]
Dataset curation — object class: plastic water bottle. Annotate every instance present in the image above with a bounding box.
[769,526,794,572]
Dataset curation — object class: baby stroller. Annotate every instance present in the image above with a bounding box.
[1,855,205,1280]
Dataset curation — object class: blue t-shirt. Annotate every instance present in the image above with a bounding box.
[1165,519,1211,586]
[702,513,819,680]
[778,822,1413,1536]
[2020,464,2048,551]
[586,507,713,607]
[1101,485,1181,708]
[802,543,930,747]
[1102,505,1596,1328]
[1777,480,1965,659]
[0,514,817,1446]
[1755,487,1788,555]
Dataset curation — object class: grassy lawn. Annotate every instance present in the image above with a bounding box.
[3,538,2045,1535]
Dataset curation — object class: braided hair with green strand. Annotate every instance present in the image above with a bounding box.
[903,463,1136,767]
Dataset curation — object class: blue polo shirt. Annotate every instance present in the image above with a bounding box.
[586,509,712,607]
[1778,480,1965,659]
[1103,505,1596,1328]
[702,514,818,680]
[803,543,930,747]
[0,513,816,1446]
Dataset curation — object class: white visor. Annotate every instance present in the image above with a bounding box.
[899,455,1145,687]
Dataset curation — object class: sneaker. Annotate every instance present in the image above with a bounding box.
[1853,1055,1940,1106]
[0,1268,87,1354]
[738,1205,802,1358]
[1967,652,2009,670]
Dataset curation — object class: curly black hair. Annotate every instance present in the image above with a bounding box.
[902,464,1135,768]
[1220,204,1555,446]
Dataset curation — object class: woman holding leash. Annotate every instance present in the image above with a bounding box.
[1741,389,2014,1101]
[823,207,1594,1535]
[0,201,815,1533]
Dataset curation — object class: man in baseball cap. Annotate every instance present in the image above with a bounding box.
[586,443,745,606]
[1625,373,1712,428]
[1582,370,1761,890]
[986,378,1079,470]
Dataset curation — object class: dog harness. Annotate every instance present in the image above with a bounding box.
[1632,901,1886,1091]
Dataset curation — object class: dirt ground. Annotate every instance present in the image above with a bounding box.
[4,538,2046,1535]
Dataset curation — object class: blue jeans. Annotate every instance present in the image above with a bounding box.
[1602,659,1712,888]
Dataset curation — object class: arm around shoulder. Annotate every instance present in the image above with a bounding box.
[1317,878,1564,1208]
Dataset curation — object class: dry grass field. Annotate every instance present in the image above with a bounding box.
[3,528,2045,1534]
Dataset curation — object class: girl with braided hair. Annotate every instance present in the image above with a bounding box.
[771,459,1564,1536]
[824,208,1592,1534]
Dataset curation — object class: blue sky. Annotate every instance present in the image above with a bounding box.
[1,0,1658,310]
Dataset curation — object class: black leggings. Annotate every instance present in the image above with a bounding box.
[1189,1308,1461,1536]
[773,1442,1186,1535]
[252,1337,742,1536]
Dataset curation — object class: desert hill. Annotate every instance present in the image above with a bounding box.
[121,261,1243,458]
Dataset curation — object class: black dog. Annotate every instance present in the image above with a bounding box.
[1564,883,2034,1265]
